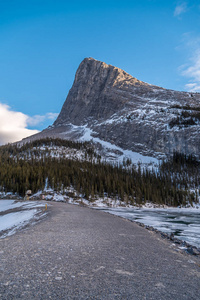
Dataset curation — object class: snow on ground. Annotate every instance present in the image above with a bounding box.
[14,145,87,162]
[0,200,48,238]
[68,197,131,208]
[0,199,47,213]
[68,123,159,166]
[0,200,22,213]
[44,193,66,202]
[0,192,22,200]
[0,209,37,237]
[31,186,200,211]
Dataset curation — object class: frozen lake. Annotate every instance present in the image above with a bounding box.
[0,200,48,238]
[96,207,200,248]
[1,200,199,248]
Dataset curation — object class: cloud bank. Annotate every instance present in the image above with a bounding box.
[0,104,58,145]
[0,104,39,145]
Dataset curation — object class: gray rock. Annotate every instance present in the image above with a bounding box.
[187,247,200,256]
[170,233,174,241]
[21,57,200,160]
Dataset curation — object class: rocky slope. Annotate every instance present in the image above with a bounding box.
[22,57,200,162]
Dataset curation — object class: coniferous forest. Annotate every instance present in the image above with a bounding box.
[0,138,199,206]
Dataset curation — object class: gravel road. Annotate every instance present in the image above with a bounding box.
[0,201,200,299]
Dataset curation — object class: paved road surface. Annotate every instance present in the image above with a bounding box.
[0,202,200,299]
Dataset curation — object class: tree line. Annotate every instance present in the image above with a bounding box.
[0,139,199,206]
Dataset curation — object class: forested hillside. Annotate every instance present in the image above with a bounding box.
[0,138,199,206]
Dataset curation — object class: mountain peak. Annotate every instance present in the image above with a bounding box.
[54,58,154,126]
[79,57,147,85]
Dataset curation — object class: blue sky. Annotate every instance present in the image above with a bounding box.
[0,0,200,144]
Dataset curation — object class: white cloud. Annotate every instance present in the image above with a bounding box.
[27,113,58,127]
[182,50,200,92]
[0,103,39,145]
[185,83,199,92]
[46,112,59,120]
[0,105,58,145]
[174,2,187,17]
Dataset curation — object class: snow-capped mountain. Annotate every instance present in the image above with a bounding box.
[21,57,200,163]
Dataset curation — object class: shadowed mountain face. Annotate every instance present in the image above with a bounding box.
[22,57,200,160]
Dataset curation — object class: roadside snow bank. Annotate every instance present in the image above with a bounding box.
[0,200,48,238]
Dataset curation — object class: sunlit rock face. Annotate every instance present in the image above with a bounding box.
[23,57,200,159]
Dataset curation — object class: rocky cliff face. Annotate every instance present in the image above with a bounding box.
[54,57,156,126]
[24,57,200,161]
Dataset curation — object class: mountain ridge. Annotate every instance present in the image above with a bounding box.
[20,57,200,162]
